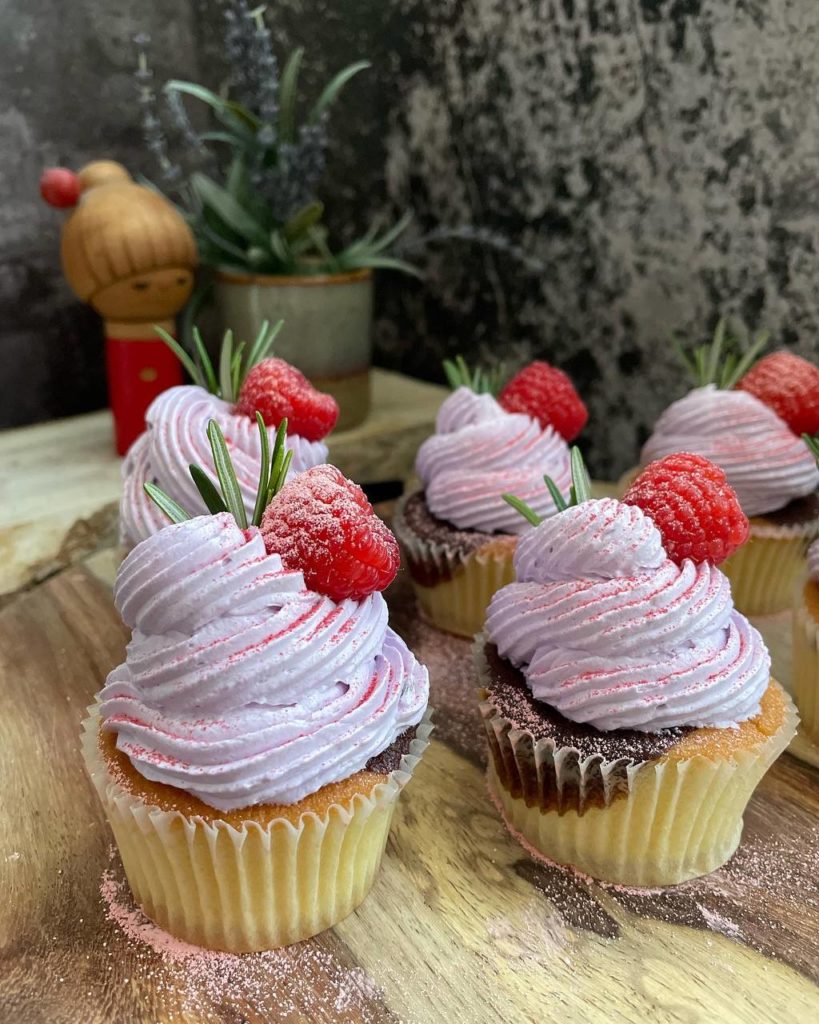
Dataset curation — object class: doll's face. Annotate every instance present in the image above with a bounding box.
[91,267,194,321]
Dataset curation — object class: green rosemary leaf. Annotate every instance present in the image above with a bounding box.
[570,447,592,504]
[266,419,289,504]
[694,346,707,387]
[218,329,235,401]
[456,355,471,389]
[207,419,248,528]
[143,482,191,524]
[502,493,542,527]
[719,352,738,390]
[251,412,271,526]
[543,474,568,513]
[154,326,203,387]
[192,326,218,394]
[189,465,228,514]
[247,319,282,372]
[231,341,246,400]
[724,330,768,389]
[705,317,726,386]
[671,334,696,380]
[275,449,294,496]
[443,358,462,391]
[802,433,819,463]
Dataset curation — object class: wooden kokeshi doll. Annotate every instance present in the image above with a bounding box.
[41,160,198,454]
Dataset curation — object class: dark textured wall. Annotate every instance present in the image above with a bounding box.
[4,0,819,475]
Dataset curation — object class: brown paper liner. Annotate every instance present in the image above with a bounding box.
[83,706,432,951]
[392,493,516,638]
[475,640,797,886]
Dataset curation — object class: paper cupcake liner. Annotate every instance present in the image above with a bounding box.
[392,493,516,638]
[475,639,797,886]
[722,518,819,616]
[82,706,432,952]
[792,595,819,749]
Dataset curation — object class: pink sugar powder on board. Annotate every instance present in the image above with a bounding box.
[99,866,406,1023]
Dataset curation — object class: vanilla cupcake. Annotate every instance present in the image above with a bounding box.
[86,421,430,951]
[393,359,584,637]
[636,325,819,615]
[480,451,796,886]
[120,323,336,547]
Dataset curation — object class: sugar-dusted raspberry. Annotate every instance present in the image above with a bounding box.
[260,465,399,601]
[736,351,819,436]
[498,361,588,441]
[236,358,338,441]
[623,452,749,566]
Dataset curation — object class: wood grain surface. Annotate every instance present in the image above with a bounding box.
[1,523,818,1023]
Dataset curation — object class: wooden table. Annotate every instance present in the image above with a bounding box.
[0,407,818,1023]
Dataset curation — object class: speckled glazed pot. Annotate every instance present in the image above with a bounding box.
[213,267,373,430]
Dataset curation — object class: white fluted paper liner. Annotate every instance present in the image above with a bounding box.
[792,593,819,764]
[475,638,797,886]
[82,705,432,951]
[392,492,515,638]
[723,518,819,616]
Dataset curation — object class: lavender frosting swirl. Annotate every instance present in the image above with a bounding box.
[120,386,327,548]
[641,385,818,516]
[100,513,429,810]
[415,388,571,534]
[486,498,769,732]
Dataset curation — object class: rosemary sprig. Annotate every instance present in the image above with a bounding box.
[146,415,293,529]
[154,319,284,400]
[442,354,505,396]
[501,446,589,527]
[672,317,769,390]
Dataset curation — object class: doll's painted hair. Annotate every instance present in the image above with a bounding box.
[49,161,197,302]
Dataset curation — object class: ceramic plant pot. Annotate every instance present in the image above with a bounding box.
[213,268,373,430]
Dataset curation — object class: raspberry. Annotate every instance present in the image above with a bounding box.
[736,351,819,436]
[260,465,399,601]
[498,361,588,441]
[235,358,339,441]
[623,452,749,566]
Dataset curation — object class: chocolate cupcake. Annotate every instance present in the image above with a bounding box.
[479,452,796,886]
[394,359,584,637]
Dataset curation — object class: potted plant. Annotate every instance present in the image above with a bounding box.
[133,2,419,429]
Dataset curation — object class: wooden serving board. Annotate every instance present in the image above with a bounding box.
[1,524,818,1023]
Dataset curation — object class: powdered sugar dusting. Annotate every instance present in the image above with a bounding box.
[99,863,404,1022]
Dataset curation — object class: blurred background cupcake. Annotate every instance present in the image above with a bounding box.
[634,322,819,615]
[393,358,584,637]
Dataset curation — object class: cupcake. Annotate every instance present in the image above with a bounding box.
[479,450,796,886]
[120,322,337,548]
[393,358,584,637]
[85,418,430,951]
[637,322,819,615]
